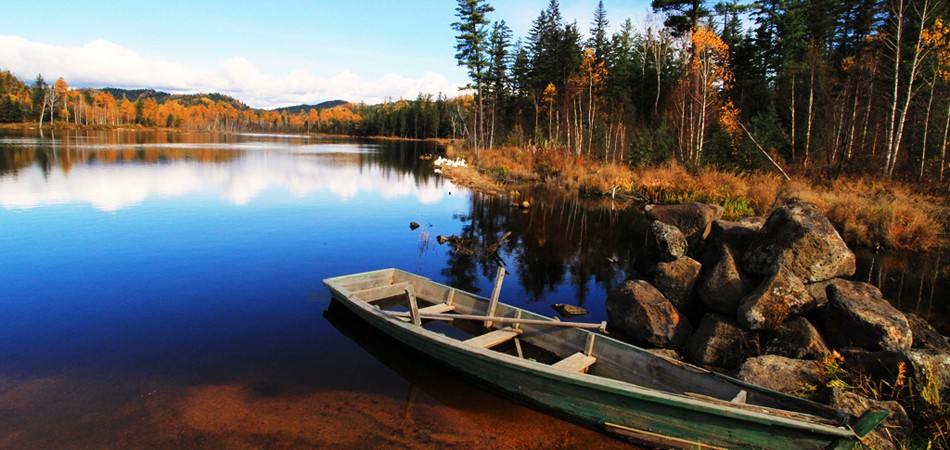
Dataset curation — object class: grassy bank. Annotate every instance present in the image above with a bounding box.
[444,145,947,252]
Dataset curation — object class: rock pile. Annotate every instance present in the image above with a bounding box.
[605,201,949,449]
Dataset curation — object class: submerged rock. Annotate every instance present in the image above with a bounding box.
[743,202,856,283]
[409,221,421,230]
[551,303,589,318]
[606,279,692,349]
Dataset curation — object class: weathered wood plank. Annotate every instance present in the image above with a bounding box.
[406,285,421,326]
[351,281,410,303]
[464,328,521,349]
[552,352,597,373]
[418,303,455,314]
[484,266,506,328]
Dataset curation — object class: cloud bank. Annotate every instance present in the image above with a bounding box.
[0,35,464,109]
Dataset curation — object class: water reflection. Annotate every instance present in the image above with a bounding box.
[0,130,446,211]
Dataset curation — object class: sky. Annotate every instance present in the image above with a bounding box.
[0,0,654,109]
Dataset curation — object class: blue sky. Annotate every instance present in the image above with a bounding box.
[0,0,653,109]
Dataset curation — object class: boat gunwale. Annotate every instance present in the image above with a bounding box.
[323,268,858,439]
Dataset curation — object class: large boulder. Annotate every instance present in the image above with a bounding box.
[765,316,831,360]
[822,280,912,352]
[645,202,723,250]
[906,313,950,352]
[606,280,692,348]
[742,202,856,283]
[686,313,759,369]
[697,244,756,314]
[633,220,688,273]
[737,265,815,331]
[734,355,823,395]
[649,256,702,311]
[823,388,913,450]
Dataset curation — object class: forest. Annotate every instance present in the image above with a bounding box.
[2,0,949,185]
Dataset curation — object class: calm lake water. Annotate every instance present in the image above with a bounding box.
[0,129,946,448]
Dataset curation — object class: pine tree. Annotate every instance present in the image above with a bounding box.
[452,0,496,153]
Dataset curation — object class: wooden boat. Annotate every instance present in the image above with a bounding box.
[323,268,887,449]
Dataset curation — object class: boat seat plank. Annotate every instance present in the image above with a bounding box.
[552,352,597,373]
[419,303,455,314]
[352,282,411,303]
[464,328,521,349]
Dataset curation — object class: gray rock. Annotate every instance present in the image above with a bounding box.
[734,355,822,395]
[645,202,724,250]
[650,256,702,311]
[632,220,689,273]
[822,280,912,352]
[824,388,913,450]
[737,265,815,331]
[742,202,856,283]
[686,313,759,369]
[765,316,831,360]
[697,244,755,314]
[906,349,950,400]
[906,313,950,352]
[606,279,692,349]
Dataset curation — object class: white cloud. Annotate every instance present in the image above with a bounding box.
[0,146,455,211]
[0,35,464,108]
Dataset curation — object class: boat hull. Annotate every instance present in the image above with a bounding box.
[325,269,860,450]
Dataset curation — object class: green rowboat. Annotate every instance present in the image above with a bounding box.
[323,268,886,449]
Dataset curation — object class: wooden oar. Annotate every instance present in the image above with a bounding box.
[382,310,608,333]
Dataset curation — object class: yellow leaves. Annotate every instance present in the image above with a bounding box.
[690,25,733,89]
[923,18,950,82]
[541,83,557,107]
[718,101,741,146]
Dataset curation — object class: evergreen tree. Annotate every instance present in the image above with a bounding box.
[452,0,496,152]
[651,0,709,37]
[589,0,610,62]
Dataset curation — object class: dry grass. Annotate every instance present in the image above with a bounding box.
[464,148,947,252]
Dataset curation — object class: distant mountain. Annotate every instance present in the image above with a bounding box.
[99,88,172,103]
[95,88,250,110]
[274,100,349,114]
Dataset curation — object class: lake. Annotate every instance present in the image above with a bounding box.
[0,129,945,448]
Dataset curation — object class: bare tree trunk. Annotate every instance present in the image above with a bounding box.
[884,0,932,178]
[919,74,937,180]
[883,0,906,176]
[846,82,860,161]
[790,74,797,162]
[940,100,950,181]
[804,65,815,170]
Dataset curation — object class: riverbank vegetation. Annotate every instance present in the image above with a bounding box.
[443,145,946,252]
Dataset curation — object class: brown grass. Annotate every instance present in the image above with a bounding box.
[463,147,947,252]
